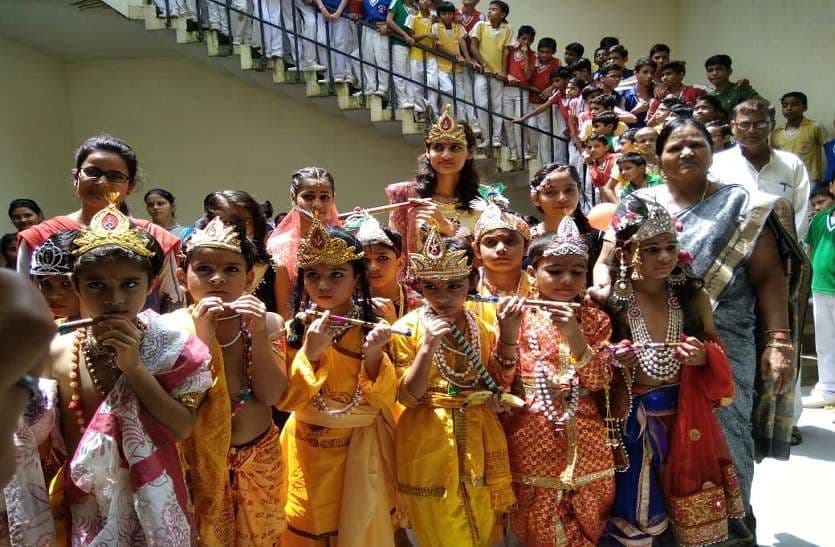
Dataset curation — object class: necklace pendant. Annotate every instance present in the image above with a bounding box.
[448,383,459,396]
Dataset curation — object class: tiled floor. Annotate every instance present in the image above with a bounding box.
[751,388,835,547]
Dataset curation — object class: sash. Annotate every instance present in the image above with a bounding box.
[294,402,397,547]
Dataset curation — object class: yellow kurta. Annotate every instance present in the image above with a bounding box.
[279,325,398,546]
[466,269,534,327]
[390,309,514,547]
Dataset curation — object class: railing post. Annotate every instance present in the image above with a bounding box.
[164,0,171,27]
[357,21,366,105]
[291,1,301,78]
[451,59,457,118]
[549,105,555,164]
[388,37,396,118]
[195,0,204,41]
[486,75,494,157]
[323,12,334,89]
[256,0,267,63]
[519,85,525,163]
[224,0,233,41]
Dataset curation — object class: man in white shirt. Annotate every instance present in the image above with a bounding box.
[711,98,811,236]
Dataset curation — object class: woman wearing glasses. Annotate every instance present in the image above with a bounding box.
[16,135,185,312]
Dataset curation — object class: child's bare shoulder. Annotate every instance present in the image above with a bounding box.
[265,312,285,337]
[48,332,77,376]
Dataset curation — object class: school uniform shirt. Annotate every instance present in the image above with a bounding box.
[405,13,435,61]
[432,22,466,73]
[804,204,835,295]
[469,20,513,74]
[824,138,835,183]
[619,85,648,127]
[529,58,559,104]
[506,46,535,84]
[388,0,410,46]
[710,145,811,235]
[456,8,484,34]
[771,118,829,182]
[362,0,387,23]
[709,83,761,118]
[579,119,628,141]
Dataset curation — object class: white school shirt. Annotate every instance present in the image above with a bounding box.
[710,145,811,237]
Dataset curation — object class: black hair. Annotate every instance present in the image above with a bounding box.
[203,190,270,264]
[551,67,571,81]
[661,60,687,75]
[592,111,619,128]
[518,25,535,39]
[8,199,43,219]
[363,226,405,257]
[590,93,617,110]
[660,96,685,109]
[649,43,671,57]
[580,83,603,100]
[290,166,336,196]
[74,135,139,184]
[436,1,456,13]
[606,195,705,341]
[608,44,628,58]
[599,36,619,49]
[274,212,288,225]
[704,54,732,70]
[529,163,593,230]
[568,77,587,90]
[781,91,808,108]
[600,61,623,76]
[670,104,694,120]
[72,229,164,283]
[695,94,723,113]
[620,128,638,143]
[617,152,647,168]
[262,200,274,219]
[810,183,835,200]
[1,233,15,253]
[656,117,714,156]
[183,218,258,272]
[569,58,592,73]
[587,134,610,147]
[489,0,509,18]
[419,122,480,212]
[565,42,584,57]
[538,37,557,52]
[143,188,175,205]
[287,227,374,349]
[633,57,656,73]
[705,121,732,137]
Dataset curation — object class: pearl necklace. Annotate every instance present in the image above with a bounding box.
[527,313,579,429]
[423,308,481,389]
[626,286,683,381]
[81,328,121,397]
[310,305,364,416]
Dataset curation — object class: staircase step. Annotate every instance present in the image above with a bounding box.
[175,17,200,44]
[336,86,366,111]
[127,3,146,20]
[143,5,168,31]
[206,30,232,57]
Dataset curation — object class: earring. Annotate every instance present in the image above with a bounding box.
[669,265,686,287]
[630,251,643,281]
[613,251,632,303]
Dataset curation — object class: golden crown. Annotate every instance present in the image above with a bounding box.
[542,216,589,260]
[426,104,467,146]
[297,215,363,268]
[188,216,242,253]
[409,220,471,281]
[632,203,678,243]
[72,192,153,257]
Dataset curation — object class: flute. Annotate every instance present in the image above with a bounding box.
[57,317,100,335]
[337,199,432,220]
[295,309,413,337]
[467,295,581,309]
[608,342,685,350]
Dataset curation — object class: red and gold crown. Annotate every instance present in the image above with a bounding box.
[426,104,467,146]
[72,192,152,257]
[297,215,363,268]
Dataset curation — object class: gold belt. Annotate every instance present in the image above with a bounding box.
[512,467,614,490]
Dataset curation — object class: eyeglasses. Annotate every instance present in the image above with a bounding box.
[733,120,770,131]
[79,166,130,184]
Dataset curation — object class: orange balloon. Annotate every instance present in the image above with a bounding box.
[587,202,617,231]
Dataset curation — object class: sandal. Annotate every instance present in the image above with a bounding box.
[791,425,803,446]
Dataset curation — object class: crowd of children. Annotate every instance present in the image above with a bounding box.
[2,2,834,545]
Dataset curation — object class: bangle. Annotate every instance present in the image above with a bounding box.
[573,346,594,369]
[766,342,793,352]
[494,352,516,369]
[499,338,518,347]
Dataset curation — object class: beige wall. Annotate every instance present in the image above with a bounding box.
[506,0,679,66]
[0,36,76,234]
[679,0,835,134]
[66,56,423,224]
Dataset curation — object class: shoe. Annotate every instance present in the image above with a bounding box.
[310,63,326,71]
[802,390,835,408]
[791,426,803,446]
[491,140,502,147]
[509,153,519,162]
[373,90,386,97]
[317,78,328,84]
[333,76,346,84]
[352,90,366,97]
[399,102,415,109]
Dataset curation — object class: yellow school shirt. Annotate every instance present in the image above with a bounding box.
[771,118,828,181]
[432,22,465,73]
[469,20,513,74]
[580,119,628,141]
[405,13,435,62]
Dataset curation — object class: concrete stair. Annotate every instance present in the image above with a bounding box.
[105,0,530,184]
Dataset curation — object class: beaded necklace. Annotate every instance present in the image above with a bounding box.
[526,311,580,430]
[423,307,481,393]
[311,305,364,416]
[626,285,683,381]
[229,324,254,416]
